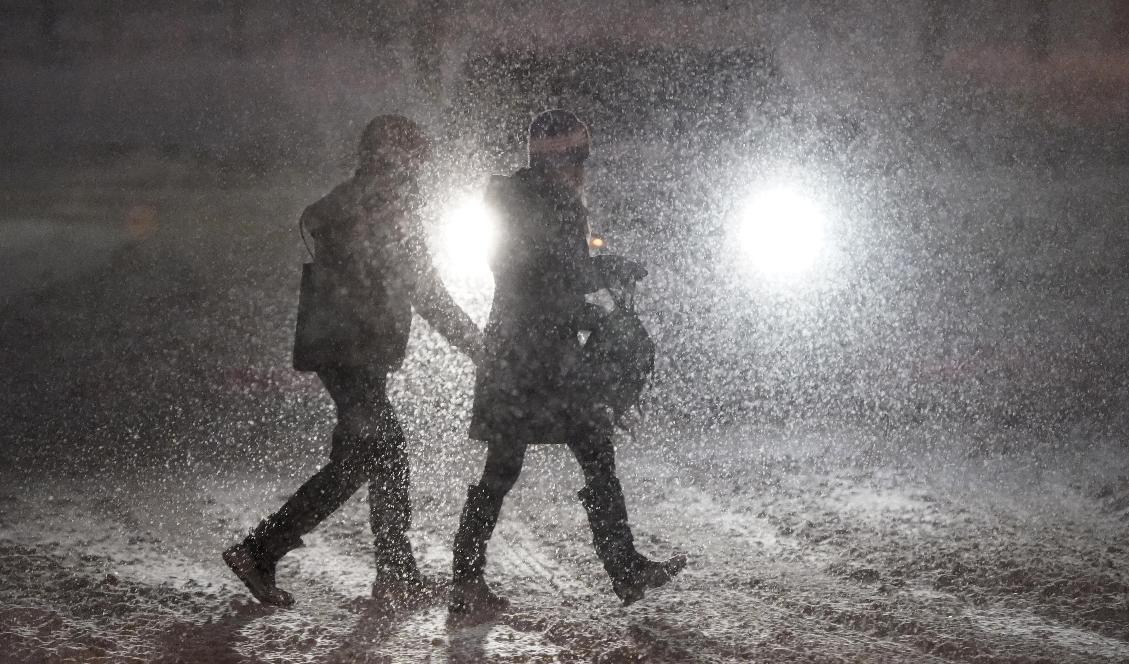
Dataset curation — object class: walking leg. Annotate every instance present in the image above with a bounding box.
[224,368,379,606]
[449,441,525,615]
[367,398,435,602]
[570,434,686,605]
[225,428,375,606]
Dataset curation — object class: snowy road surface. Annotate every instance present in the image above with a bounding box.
[3,428,1129,663]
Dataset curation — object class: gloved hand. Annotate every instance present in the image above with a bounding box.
[465,332,486,367]
[592,255,647,286]
[578,302,610,331]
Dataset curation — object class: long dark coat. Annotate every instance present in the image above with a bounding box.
[469,168,607,444]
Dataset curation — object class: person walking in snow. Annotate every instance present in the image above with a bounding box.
[448,109,686,615]
[224,115,483,608]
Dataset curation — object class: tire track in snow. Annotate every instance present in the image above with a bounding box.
[492,518,601,602]
[908,588,1129,662]
[328,515,592,663]
[616,484,948,663]
[629,454,1129,663]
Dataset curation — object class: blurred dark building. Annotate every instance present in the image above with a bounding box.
[1,1,1125,62]
[0,0,1124,164]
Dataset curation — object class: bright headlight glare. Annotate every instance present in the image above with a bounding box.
[737,185,827,277]
[441,195,497,274]
[435,194,497,324]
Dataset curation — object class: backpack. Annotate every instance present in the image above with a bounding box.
[581,283,655,426]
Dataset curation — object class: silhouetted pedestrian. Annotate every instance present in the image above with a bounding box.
[224,115,482,608]
[449,109,685,615]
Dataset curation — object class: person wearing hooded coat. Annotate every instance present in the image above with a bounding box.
[449,109,686,615]
[224,115,483,608]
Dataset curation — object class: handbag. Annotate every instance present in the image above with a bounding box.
[292,217,354,371]
[293,261,338,371]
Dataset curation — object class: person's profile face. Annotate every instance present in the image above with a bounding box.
[561,162,585,191]
[403,149,429,176]
[395,140,433,179]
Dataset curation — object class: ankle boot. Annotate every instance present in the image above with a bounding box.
[370,479,436,604]
[372,536,439,604]
[630,550,688,593]
[223,521,304,607]
[578,477,687,605]
[449,484,509,614]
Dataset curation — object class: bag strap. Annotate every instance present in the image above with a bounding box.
[298,214,315,261]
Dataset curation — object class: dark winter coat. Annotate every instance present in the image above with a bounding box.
[299,168,479,370]
[468,167,614,443]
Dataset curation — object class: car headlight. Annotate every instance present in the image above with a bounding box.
[435,193,497,321]
[736,184,828,279]
[441,194,497,273]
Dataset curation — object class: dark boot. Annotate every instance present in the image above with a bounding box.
[369,460,437,606]
[578,477,687,605]
[371,536,439,606]
[628,550,688,595]
[224,439,362,607]
[449,484,509,615]
[223,522,304,608]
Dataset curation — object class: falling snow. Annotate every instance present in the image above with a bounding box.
[3,2,1129,663]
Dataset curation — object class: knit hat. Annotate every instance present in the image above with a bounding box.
[528,109,590,166]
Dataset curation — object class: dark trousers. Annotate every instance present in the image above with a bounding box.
[453,426,640,584]
[253,366,412,565]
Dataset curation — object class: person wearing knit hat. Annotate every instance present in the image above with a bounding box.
[223,115,483,608]
[449,109,686,616]
[358,114,432,169]
[527,108,591,167]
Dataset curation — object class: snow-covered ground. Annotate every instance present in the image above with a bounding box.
[1,159,1128,663]
[3,421,1129,663]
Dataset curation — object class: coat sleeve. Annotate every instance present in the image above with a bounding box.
[491,178,607,295]
[299,202,327,258]
[584,254,646,290]
[485,177,536,275]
